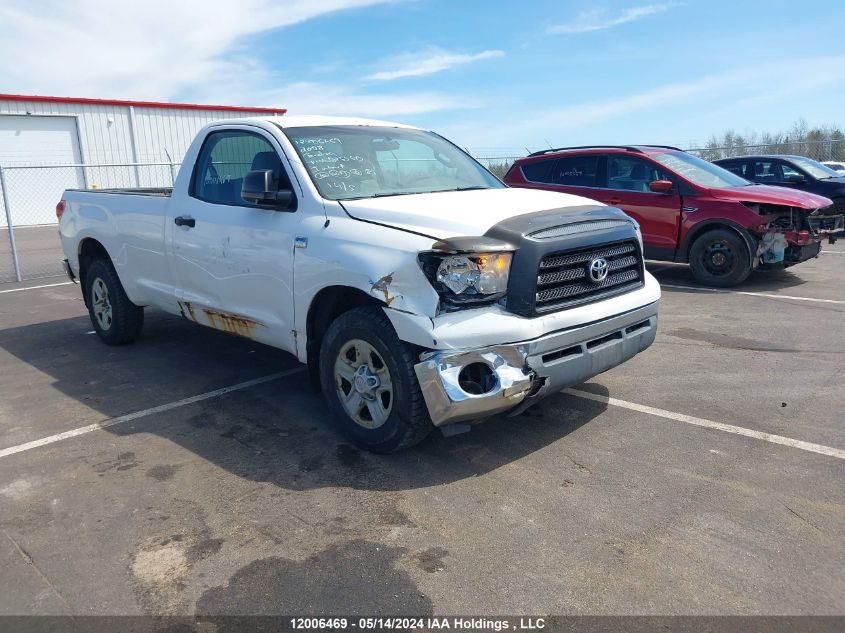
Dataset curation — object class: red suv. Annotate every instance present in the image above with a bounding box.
[504,146,841,286]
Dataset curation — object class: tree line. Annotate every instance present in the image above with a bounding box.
[690,120,845,162]
[476,120,845,175]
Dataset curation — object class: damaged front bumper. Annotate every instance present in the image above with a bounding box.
[807,212,844,238]
[414,301,658,427]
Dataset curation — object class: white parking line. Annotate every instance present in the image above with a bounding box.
[821,251,845,255]
[661,283,845,305]
[0,367,305,460]
[564,388,845,460]
[1,366,841,462]
[0,281,73,294]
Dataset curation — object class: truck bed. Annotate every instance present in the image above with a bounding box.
[65,187,172,197]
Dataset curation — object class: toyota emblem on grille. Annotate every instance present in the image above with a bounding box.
[588,257,609,283]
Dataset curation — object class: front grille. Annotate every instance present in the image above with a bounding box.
[534,240,643,313]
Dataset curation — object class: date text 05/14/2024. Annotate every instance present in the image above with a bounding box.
[289,617,547,630]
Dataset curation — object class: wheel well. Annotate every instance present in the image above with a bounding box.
[683,223,756,263]
[305,286,384,388]
[78,239,110,307]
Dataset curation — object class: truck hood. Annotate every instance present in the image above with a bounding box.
[340,188,608,239]
[712,184,833,209]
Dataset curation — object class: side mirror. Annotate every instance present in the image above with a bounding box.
[787,174,806,184]
[649,179,674,194]
[241,170,296,210]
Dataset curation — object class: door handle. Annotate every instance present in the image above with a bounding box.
[174,216,195,228]
[605,198,622,205]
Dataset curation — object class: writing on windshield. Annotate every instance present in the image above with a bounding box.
[282,125,503,200]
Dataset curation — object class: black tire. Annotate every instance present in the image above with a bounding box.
[84,258,144,345]
[688,228,752,288]
[319,306,432,453]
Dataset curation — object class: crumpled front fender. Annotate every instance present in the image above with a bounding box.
[293,212,440,361]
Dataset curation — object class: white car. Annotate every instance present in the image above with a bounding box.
[58,115,660,452]
[822,161,845,174]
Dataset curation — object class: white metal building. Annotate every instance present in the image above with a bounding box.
[0,94,286,227]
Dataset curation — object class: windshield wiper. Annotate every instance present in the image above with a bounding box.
[340,191,423,200]
[339,186,489,200]
[369,191,423,198]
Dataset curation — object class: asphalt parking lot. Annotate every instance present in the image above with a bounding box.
[0,246,843,619]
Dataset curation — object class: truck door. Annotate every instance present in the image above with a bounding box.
[168,127,301,354]
[600,155,682,257]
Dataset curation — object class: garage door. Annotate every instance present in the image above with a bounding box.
[0,115,85,227]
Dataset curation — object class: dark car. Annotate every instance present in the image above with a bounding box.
[504,146,842,287]
[714,155,845,214]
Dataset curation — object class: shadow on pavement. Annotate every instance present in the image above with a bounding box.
[647,261,810,292]
[0,310,609,493]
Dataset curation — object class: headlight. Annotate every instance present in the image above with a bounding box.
[630,220,643,252]
[420,251,513,307]
[436,253,511,295]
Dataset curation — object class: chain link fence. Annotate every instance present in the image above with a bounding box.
[2,142,843,283]
[0,162,178,283]
[473,140,845,178]
[473,155,523,179]
[685,139,845,162]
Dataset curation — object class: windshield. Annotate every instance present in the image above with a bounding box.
[651,151,751,188]
[789,156,842,179]
[281,125,504,200]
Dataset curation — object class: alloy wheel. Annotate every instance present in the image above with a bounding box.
[91,277,113,330]
[333,338,394,429]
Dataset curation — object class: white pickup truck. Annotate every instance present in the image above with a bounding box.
[58,115,660,452]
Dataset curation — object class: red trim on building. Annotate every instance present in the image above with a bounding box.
[0,93,286,114]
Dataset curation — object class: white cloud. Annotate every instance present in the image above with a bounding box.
[0,0,481,118]
[440,56,845,151]
[365,48,505,81]
[0,0,472,119]
[279,83,479,117]
[547,3,679,34]
[170,49,480,118]
[190,77,480,118]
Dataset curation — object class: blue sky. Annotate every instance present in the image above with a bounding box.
[2,0,844,154]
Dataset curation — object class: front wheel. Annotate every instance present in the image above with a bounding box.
[319,306,432,453]
[85,259,144,345]
[688,229,752,288]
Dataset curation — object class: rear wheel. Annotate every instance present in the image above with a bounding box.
[85,259,144,345]
[319,306,432,453]
[688,229,752,288]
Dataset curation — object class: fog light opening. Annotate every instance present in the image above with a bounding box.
[458,362,497,395]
